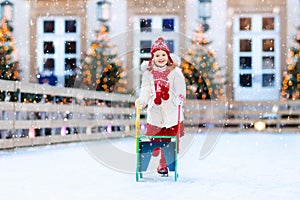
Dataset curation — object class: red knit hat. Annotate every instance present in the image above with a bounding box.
[148,37,174,67]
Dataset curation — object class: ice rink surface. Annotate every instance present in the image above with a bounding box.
[0,132,299,200]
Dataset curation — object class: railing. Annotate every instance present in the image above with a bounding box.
[0,79,299,149]
[184,100,300,133]
[0,79,139,149]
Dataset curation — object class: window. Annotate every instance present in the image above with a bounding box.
[240,18,252,31]
[65,20,77,33]
[43,41,55,54]
[65,58,76,71]
[262,17,274,30]
[240,39,252,52]
[162,18,174,32]
[262,74,275,87]
[37,17,81,87]
[140,18,152,32]
[239,74,252,87]
[262,39,274,52]
[65,41,76,54]
[239,57,252,69]
[140,57,149,65]
[64,58,76,87]
[140,40,151,53]
[43,58,55,71]
[44,21,55,33]
[262,56,274,69]
[234,14,280,100]
[165,39,174,53]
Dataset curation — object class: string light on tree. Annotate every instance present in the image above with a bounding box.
[281,27,300,100]
[180,23,225,100]
[76,24,127,93]
[75,0,127,93]
[0,17,19,101]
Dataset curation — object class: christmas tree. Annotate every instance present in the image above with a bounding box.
[76,24,127,93]
[180,23,225,100]
[0,18,20,101]
[281,27,300,100]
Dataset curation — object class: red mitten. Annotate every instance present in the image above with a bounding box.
[154,81,162,105]
[154,97,162,105]
[161,84,170,100]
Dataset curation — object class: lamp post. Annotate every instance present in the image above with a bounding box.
[0,0,13,21]
[199,0,212,32]
[96,0,111,40]
[97,0,111,23]
[0,0,13,31]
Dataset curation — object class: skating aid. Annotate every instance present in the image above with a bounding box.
[135,100,180,182]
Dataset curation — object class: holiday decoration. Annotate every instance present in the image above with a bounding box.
[281,27,300,100]
[0,18,19,101]
[180,23,225,100]
[76,24,127,93]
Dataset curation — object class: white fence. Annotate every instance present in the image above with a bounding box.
[0,79,299,149]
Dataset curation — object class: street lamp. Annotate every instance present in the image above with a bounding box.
[97,0,111,22]
[199,0,212,32]
[0,0,13,22]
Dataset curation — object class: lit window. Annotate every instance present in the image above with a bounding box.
[262,17,274,30]
[262,39,274,52]
[240,39,252,52]
[239,18,252,31]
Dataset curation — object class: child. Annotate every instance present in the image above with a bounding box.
[136,37,186,175]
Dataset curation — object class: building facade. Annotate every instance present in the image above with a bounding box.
[9,0,300,101]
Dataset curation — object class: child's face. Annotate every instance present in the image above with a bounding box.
[153,50,168,67]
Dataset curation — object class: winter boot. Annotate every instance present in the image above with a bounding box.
[157,150,168,175]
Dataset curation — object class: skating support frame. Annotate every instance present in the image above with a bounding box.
[136,135,178,182]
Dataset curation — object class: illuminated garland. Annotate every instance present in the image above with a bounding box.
[281,37,300,100]
[0,18,20,102]
[180,24,225,100]
[77,24,127,93]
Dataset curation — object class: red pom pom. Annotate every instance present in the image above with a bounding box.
[156,92,162,98]
[162,93,169,100]
[154,97,162,105]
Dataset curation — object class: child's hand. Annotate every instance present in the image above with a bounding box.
[135,99,144,109]
[177,94,185,106]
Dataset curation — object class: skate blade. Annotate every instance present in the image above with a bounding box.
[158,170,168,177]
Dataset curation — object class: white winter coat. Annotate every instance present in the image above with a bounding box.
[138,67,186,128]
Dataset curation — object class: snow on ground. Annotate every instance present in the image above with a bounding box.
[0,132,299,200]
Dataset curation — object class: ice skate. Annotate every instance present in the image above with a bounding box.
[157,151,168,176]
[157,166,169,176]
